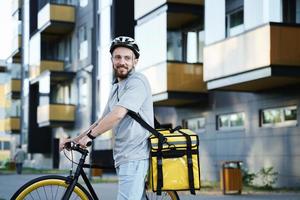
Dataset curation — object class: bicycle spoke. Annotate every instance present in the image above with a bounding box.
[43,186,49,200]
[54,184,59,199]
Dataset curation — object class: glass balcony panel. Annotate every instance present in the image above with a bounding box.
[30,60,64,80]
[37,104,75,126]
[5,79,21,95]
[2,117,20,132]
[142,62,206,94]
[38,3,75,34]
[204,24,300,81]
[167,62,205,92]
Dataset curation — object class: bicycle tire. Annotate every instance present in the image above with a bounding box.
[146,190,180,200]
[11,175,93,200]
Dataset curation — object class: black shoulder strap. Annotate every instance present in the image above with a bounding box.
[127,110,166,141]
[127,110,165,195]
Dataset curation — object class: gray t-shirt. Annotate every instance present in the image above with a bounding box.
[103,71,154,167]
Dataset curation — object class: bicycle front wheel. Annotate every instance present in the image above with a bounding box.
[146,190,179,200]
[11,175,93,200]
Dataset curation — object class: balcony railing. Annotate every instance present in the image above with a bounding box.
[141,61,207,106]
[30,60,64,80]
[0,117,20,133]
[5,79,21,97]
[37,104,75,127]
[204,23,300,91]
[38,3,75,35]
[11,0,22,14]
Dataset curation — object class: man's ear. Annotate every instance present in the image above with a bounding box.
[134,58,138,66]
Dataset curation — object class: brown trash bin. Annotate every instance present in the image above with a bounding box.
[92,168,103,177]
[8,161,16,170]
[220,161,242,195]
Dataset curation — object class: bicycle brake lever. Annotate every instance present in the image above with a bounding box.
[64,142,72,150]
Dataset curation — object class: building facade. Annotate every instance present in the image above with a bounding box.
[1,0,300,188]
[134,0,300,187]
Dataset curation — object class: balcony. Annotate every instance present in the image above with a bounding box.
[38,3,75,35]
[135,0,203,20]
[0,117,20,133]
[30,60,64,80]
[204,23,300,91]
[0,61,6,72]
[11,0,22,15]
[141,61,207,106]
[37,104,75,127]
[5,79,21,99]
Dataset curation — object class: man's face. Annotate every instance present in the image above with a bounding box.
[112,47,138,80]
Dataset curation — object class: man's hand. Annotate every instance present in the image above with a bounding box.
[59,138,72,152]
[77,135,92,148]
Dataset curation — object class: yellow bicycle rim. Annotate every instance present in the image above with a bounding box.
[16,179,89,200]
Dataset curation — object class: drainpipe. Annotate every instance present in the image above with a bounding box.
[90,0,99,178]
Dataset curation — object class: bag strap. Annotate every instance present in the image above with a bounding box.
[127,110,165,195]
[127,111,166,141]
[177,129,196,195]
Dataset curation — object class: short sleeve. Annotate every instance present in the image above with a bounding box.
[116,78,147,113]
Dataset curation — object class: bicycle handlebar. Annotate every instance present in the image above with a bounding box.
[64,141,91,155]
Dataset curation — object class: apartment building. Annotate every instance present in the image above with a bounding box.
[0,0,135,170]
[0,0,22,161]
[2,0,299,187]
[135,0,300,187]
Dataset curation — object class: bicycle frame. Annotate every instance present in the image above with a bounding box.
[62,145,108,200]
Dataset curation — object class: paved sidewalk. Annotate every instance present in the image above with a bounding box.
[1,174,299,200]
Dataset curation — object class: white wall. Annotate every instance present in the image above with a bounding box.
[205,0,225,45]
[244,0,264,30]
[134,0,166,20]
[267,0,282,23]
[245,0,282,30]
[0,1,14,60]
[135,12,167,70]
[98,2,112,117]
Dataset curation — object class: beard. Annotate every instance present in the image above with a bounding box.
[114,65,134,79]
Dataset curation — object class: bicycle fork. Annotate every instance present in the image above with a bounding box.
[62,149,88,200]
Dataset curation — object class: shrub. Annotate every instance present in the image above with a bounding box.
[242,168,257,186]
[258,166,278,189]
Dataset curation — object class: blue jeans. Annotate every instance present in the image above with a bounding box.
[116,159,149,200]
[16,163,23,174]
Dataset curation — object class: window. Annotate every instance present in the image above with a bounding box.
[217,112,245,130]
[78,77,88,107]
[79,25,88,61]
[297,0,300,23]
[283,0,300,24]
[3,141,10,150]
[167,31,182,61]
[50,0,77,6]
[261,106,297,127]
[41,37,71,65]
[183,117,206,133]
[50,83,71,104]
[79,0,88,7]
[167,29,204,63]
[226,0,244,37]
[8,99,21,117]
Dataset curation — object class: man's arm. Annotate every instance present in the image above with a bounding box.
[88,105,128,138]
[74,105,127,147]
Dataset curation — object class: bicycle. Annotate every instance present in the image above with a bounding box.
[11,142,180,200]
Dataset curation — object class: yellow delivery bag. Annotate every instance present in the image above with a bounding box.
[148,128,200,194]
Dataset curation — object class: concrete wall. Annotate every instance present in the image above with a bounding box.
[155,87,300,187]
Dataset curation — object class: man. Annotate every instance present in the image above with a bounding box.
[14,145,26,174]
[60,36,153,200]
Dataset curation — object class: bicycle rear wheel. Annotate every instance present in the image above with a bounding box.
[11,175,93,200]
[146,190,179,200]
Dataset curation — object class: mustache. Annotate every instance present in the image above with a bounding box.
[115,65,128,69]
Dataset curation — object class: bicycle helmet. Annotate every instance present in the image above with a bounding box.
[110,36,140,59]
